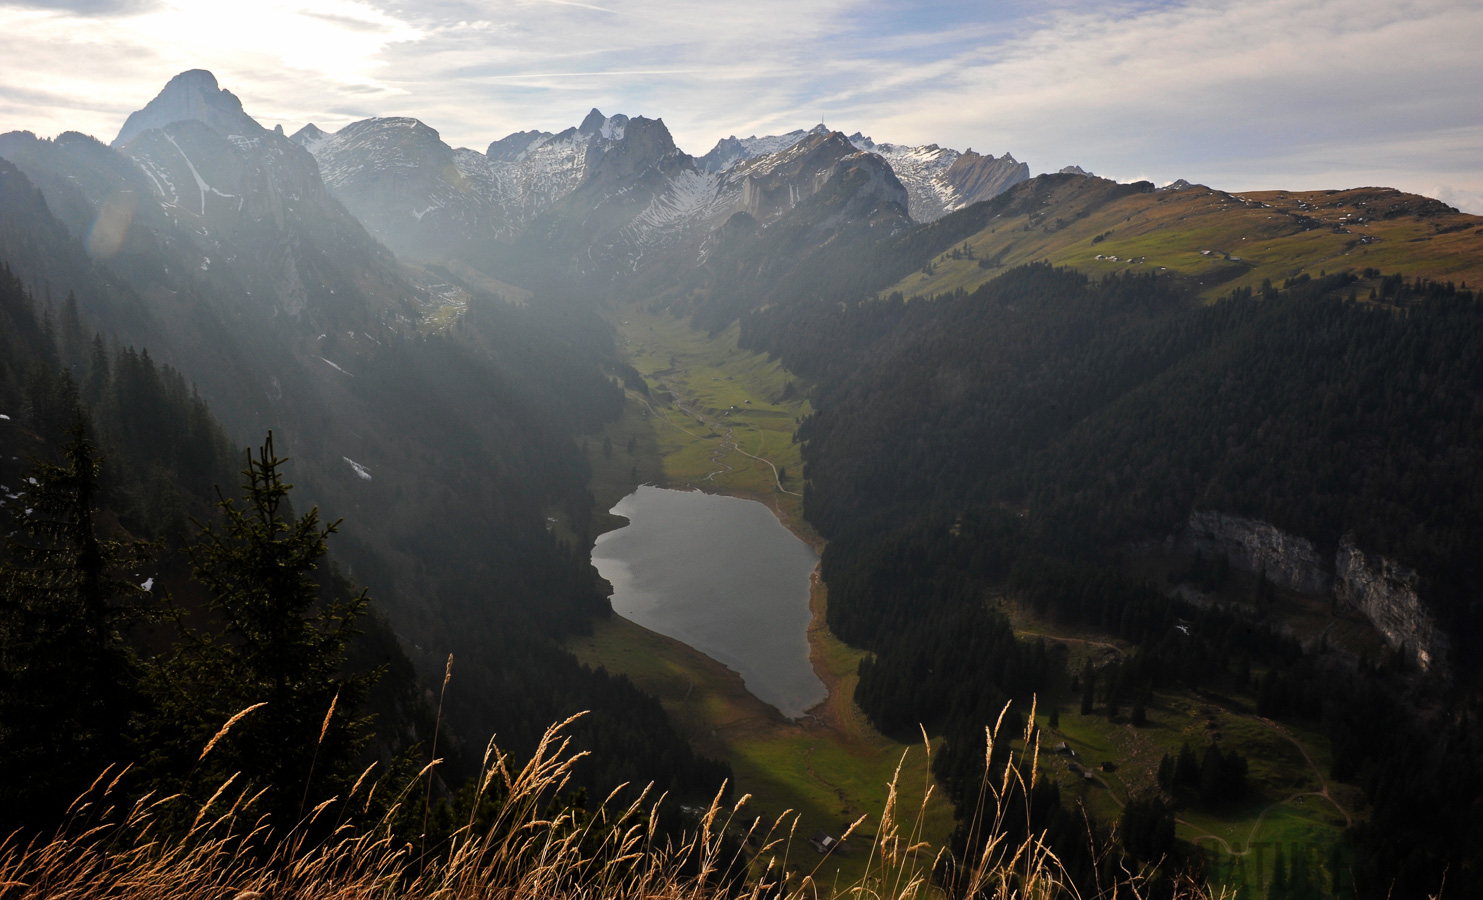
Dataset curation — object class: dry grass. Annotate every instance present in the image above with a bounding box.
[0,706,1218,900]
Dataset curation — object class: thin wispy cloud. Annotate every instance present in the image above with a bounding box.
[0,0,1476,210]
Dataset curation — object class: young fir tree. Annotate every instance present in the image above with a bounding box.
[0,427,155,830]
[142,433,376,832]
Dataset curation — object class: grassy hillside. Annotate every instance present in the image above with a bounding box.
[888,177,1483,303]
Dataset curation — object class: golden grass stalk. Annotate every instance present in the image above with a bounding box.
[0,701,1186,900]
[200,703,267,762]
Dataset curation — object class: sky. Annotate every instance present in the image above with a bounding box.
[0,0,1479,211]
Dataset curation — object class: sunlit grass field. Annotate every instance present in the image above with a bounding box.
[887,183,1483,305]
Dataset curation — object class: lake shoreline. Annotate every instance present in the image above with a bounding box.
[596,479,844,727]
[592,485,824,719]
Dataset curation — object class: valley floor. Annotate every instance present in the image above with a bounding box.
[568,301,954,890]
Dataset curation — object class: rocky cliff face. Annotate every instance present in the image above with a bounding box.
[1173,511,1449,671]
[113,69,261,149]
[1177,511,1332,594]
[298,109,639,260]
[293,116,516,259]
[943,151,1031,209]
[729,131,859,222]
[1334,543,1449,671]
[848,134,1029,222]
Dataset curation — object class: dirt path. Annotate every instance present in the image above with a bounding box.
[1014,630,1127,657]
[651,380,800,496]
[1257,716,1351,828]
[1180,715,1353,857]
[1055,700,1349,860]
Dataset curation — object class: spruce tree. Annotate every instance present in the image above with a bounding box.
[0,427,154,830]
[143,433,375,831]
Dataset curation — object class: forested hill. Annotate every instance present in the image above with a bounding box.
[740,263,1483,896]
[745,264,1483,655]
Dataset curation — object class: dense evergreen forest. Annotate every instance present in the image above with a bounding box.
[0,261,728,843]
[741,263,1483,898]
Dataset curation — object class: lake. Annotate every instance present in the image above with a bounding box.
[591,485,826,719]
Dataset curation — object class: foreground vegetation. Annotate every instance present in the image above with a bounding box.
[1,708,1210,900]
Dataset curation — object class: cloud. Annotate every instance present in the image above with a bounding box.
[1432,184,1483,216]
[0,0,1476,209]
[0,1,423,141]
[0,0,156,13]
[852,0,1483,193]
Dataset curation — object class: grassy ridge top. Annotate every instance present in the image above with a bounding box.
[889,177,1483,302]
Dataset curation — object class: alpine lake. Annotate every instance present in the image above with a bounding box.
[591,485,825,719]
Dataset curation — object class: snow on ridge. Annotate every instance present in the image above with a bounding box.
[599,116,627,141]
[629,170,725,234]
[162,132,241,216]
[847,133,964,221]
[297,128,333,157]
[320,357,354,376]
[343,457,372,480]
[701,128,816,173]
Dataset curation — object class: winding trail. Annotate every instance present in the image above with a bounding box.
[1054,705,1350,858]
[645,379,800,496]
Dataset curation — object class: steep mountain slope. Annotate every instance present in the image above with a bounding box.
[301,111,1035,284]
[698,125,1032,224]
[0,72,728,802]
[676,148,913,329]
[846,132,1029,222]
[295,108,633,260]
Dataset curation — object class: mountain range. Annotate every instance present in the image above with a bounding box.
[286,89,1029,279]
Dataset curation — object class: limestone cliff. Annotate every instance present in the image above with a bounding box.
[1176,511,1331,595]
[1172,511,1448,671]
[1334,543,1449,671]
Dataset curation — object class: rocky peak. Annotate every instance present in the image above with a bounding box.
[583,115,681,185]
[578,108,607,134]
[290,123,331,155]
[113,69,262,148]
[486,129,553,161]
[831,150,910,216]
[577,109,628,140]
[1059,164,1093,177]
[942,150,1031,209]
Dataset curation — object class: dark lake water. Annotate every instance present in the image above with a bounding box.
[591,486,826,719]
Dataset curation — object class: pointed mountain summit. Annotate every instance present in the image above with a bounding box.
[112,69,262,147]
[291,123,332,154]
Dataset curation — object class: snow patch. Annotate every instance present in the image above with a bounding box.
[343,457,372,480]
[319,357,354,376]
[599,116,627,141]
[164,133,239,216]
